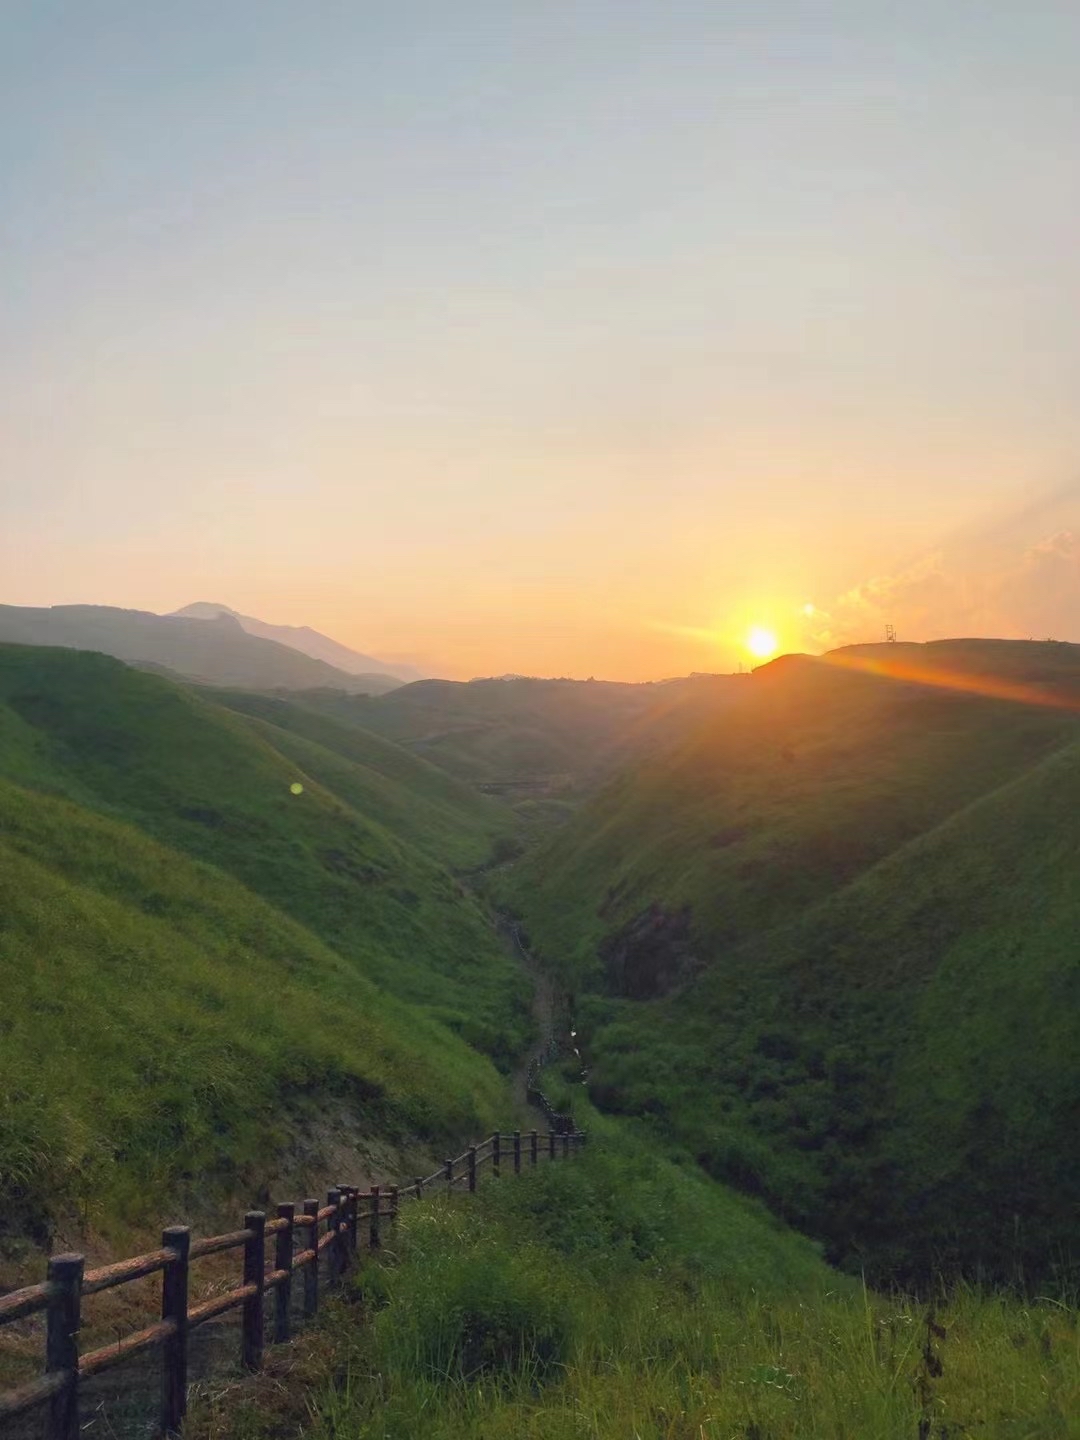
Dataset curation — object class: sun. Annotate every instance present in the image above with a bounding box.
[745,625,779,660]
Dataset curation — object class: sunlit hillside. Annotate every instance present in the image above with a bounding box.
[504,640,1080,1283]
[0,644,526,1246]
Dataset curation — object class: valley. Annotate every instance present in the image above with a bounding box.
[2,634,1078,1436]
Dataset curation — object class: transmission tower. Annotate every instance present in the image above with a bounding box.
[885,624,896,643]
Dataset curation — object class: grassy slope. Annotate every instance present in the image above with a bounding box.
[0,646,527,1041]
[0,644,527,1241]
[507,649,1080,969]
[198,1123,1079,1440]
[0,779,507,1239]
[503,642,1080,1281]
[207,689,514,866]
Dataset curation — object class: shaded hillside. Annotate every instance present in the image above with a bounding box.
[504,640,1080,1282]
[173,601,418,685]
[291,672,743,786]
[0,605,386,692]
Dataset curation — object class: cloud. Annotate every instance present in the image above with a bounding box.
[806,552,963,648]
[806,526,1080,651]
[991,530,1080,639]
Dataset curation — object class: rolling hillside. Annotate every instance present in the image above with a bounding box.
[503,640,1080,1282]
[0,604,389,693]
[0,644,525,1246]
[291,672,744,787]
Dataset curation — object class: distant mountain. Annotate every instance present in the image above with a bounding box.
[0,604,401,694]
[173,602,425,682]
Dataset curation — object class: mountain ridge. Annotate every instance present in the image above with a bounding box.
[0,603,398,694]
[173,600,425,683]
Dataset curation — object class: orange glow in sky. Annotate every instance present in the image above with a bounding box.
[4,7,1080,680]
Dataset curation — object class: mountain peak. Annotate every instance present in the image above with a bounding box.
[171,602,424,682]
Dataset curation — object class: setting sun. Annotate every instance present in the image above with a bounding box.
[746,626,779,660]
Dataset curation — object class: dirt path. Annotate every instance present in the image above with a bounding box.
[495,915,558,1119]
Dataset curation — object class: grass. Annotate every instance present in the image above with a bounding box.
[0,645,530,1045]
[207,689,514,867]
[500,642,1080,1285]
[190,1125,1080,1440]
[6,636,1080,1433]
[0,644,528,1246]
[0,776,508,1244]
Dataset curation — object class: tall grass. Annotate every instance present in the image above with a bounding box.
[194,1137,1079,1440]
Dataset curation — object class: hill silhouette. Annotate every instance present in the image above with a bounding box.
[0,604,397,694]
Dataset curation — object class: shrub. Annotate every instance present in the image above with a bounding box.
[366,1212,576,1386]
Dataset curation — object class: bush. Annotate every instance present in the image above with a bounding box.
[366,1210,576,1385]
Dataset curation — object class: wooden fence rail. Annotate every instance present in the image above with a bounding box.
[0,1130,585,1438]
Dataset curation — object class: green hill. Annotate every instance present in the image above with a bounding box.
[207,688,515,866]
[503,640,1080,1283]
[0,644,525,1244]
[289,672,744,787]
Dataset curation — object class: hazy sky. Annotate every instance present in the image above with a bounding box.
[4,2,1080,678]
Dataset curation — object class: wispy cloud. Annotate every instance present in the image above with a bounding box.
[795,480,1080,651]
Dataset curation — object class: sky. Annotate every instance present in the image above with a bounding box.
[3,1,1080,680]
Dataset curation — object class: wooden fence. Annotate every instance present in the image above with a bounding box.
[526,1035,577,1133]
[0,1128,586,1439]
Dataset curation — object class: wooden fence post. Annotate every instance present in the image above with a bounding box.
[444,1158,453,1191]
[530,1129,538,1166]
[302,1198,319,1318]
[327,1190,343,1284]
[414,1175,424,1200]
[344,1186,359,1254]
[514,1130,521,1174]
[492,1132,501,1178]
[274,1205,294,1343]
[338,1188,352,1269]
[242,1212,266,1372]
[468,1146,477,1192]
[549,1130,556,1160]
[562,1132,570,1159]
[160,1226,190,1436]
[46,1253,83,1440]
[369,1187,381,1250]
